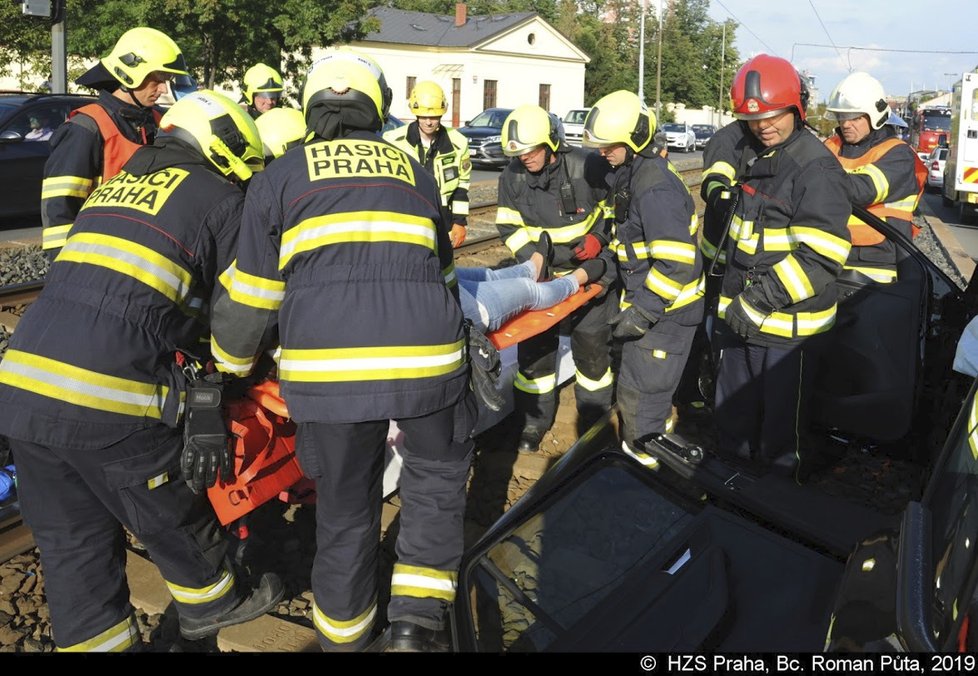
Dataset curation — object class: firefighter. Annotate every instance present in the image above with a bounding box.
[240,62,284,119]
[384,80,471,247]
[714,54,852,481]
[824,71,926,284]
[0,91,283,651]
[674,118,765,409]
[41,27,189,260]
[208,49,474,652]
[582,91,704,460]
[496,104,615,451]
[254,106,307,162]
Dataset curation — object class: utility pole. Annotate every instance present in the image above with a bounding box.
[51,0,66,93]
[717,22,725,128]
[655,0,663,120]
[638,0,646,102]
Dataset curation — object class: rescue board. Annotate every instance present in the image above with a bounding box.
[488,283,603,350]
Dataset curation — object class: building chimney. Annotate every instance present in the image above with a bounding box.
[455,2,467,27]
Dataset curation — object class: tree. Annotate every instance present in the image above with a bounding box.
[0,4,54,88]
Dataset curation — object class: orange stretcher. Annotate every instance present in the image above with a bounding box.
[207,286,602,525]
[487,283,603,350]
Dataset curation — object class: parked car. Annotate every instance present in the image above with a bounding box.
[691,123,717,150]
[927,146,948,191]
[0,91,96,222]
[562,107,591,147]
[662,122,697,153]
[458,108,565,169]
[381,113,404,135]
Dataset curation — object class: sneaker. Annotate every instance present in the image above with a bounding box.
[178,572,285,641]
[517,426,546,453]
[535,232,554,281]
[387,620,451,652]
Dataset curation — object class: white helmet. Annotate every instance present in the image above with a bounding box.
[826,71,891,130]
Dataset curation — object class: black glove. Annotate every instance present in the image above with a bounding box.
[181,376,233,494]
[707,186,737,217]
[725,285,776,341]
[466,321,505,412]
[608,305,657,340]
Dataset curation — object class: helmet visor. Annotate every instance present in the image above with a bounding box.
[826,110,865,122]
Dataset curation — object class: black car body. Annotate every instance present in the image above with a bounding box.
[0,92,97,222]
[450,206,978,652]
[457,108,564,169]
[692,124,717,150]
[458,108,513,169]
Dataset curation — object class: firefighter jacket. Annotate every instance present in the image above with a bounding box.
[600,151,704,326]
[718,127,852,347]
[496,147,611,273]
[384,122,472,226]
[699,121,763,266]
[41,91,162,255]
[0,140,245,449]
[825,128,925,282]
[208,130,468,424]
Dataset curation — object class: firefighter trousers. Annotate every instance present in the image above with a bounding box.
[12,425,237,651]
[713,328,820,475]
[295,392,475,651]
[616,320,697,445]
[515,289,615,436]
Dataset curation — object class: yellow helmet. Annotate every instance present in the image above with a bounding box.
[408,81,447,117]
[158,90,264,181]
[255,107,307,160]
[302,47,390,132]
[101,27,189,89]
[583,90,655,153]
[501,104,559,156]
[242,63,284,106]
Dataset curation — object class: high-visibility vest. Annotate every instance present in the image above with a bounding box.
[825,135,926,245]
[70,104,162,183]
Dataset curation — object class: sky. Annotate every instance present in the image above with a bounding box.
[702,0,978,102]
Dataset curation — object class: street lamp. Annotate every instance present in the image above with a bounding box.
[655,0,663,119]
[717,22,726,128]
[638,1,646,102]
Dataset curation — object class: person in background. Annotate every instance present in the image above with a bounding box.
[254,106,307,162]
[582,91,704,462]
[0,90,281,651]
[714,54,851,482]
[209,49,473,652]
[824,71,925,284]
[384,80,471,247]
[240,63,284,119]
[25,114,53,141]
[496,104,616,451]
[40,27,189,260]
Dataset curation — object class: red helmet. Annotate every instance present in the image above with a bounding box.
[730,54,807,121]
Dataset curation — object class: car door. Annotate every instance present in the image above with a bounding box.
[0,99,83,221]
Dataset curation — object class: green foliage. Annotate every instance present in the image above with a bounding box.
[0,5,55,88]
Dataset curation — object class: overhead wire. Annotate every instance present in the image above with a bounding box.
[711,0,777,56]
[807,0,847,68]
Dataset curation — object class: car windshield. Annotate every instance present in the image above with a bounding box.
[565,110,589,124]
[662,123,685,132]
[468,110,510,129]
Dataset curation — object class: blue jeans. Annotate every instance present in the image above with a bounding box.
[458,261,579,332]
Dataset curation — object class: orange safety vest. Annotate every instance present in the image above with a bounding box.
[70,103,163,183]
[825,135,927,245]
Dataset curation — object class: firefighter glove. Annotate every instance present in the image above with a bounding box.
[725,285,776,341]
[572,234,603,261]
[608,305,657,341]
[181,377,233,494]
[450,223,467,248]
[466,321,505,412]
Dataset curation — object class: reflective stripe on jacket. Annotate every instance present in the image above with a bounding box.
[209,131,468,423]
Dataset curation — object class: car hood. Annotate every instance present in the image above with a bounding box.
[458,126,502,139]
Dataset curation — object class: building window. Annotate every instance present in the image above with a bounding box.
[483,80,497,110]
[406,76,416,100]
[539,84,551,111]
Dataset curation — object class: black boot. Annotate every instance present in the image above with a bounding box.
[535,232,554,281]
[517,425,546,453]
[387,620,451,652]
[178,572,285,641]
